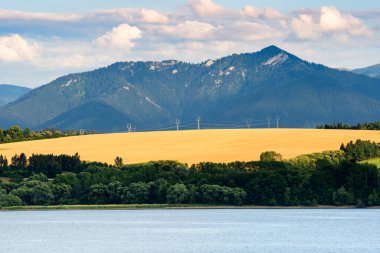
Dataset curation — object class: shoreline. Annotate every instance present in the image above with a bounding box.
[1,204,379,211]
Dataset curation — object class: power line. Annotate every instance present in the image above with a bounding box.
[78,117,279,133]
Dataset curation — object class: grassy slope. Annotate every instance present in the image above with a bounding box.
[1,129,380,165]
[361,158,380,168]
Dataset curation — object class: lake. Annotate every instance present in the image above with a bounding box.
[0,209,379,252]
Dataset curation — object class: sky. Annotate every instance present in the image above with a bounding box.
[0,0,380,87]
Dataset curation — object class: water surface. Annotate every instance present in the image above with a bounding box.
[1,209,379,253]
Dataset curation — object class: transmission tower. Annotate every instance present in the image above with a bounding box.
[197,116,201,130]
[245,119,250,129]
[176,119,180,131]
[276,116,280,128]
[267,116,271,128]
[127,123,132,133]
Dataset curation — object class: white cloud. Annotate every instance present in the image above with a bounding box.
[0,9,81,22]
[264,7,284,20]
[241,6,284,20]
[319,6,371,36]
[91,8,135,22]
[320,6,349,32]
[241,6,262,18]
[291,14,320,39]
[144,40,254,62]
[94,24,142,50]
[139,9,169,24]
[188,0,225,16]
[161,21,218,40]
[232,21,283,41]
[0,8,141,24]
[291,6,371,40]
[0,34,39,62]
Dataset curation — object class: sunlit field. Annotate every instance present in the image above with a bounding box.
[1,129,380,165]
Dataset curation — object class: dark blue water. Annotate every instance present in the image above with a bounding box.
[1,209,379,253]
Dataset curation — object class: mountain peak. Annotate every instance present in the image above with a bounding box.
[256,46,291,66]
[260,45,284,54]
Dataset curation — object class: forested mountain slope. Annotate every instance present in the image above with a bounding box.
[1,46,380,131]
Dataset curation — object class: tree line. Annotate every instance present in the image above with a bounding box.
[0,139,380,208]
[0,126,94,144]
[317,121,380,130]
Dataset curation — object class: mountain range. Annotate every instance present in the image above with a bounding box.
[1,45,380,131]
[352,64,380,79]
[0,85,31,106]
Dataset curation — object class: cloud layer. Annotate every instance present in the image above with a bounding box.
[0,0,379,87]
[0,34,39,62]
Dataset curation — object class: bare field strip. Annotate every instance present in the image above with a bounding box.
[0,129,379,165]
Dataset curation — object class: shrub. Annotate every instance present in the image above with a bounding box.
[121,182,151,204]
[332,187,354,206]
[260,151,282,162]
[0,194,22,207]
[167,184,189,204]
[199,184,246,205]
[368,190,380,206]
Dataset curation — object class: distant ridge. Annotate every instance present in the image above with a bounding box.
[352,64,380,79]
[0,84,31,106]
[1,46,380,131]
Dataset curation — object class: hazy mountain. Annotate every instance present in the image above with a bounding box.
[1,46,380,131]
[352,64,380,79]
[0,84,31,106]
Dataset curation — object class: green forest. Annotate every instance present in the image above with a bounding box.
[1,140,380,208]
[0,126,92,144]
[317,121,380,130]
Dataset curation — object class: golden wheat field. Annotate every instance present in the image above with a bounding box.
[0,129,380,165]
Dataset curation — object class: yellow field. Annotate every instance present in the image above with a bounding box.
[0,129,380,165]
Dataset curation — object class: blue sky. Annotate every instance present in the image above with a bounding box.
[2,0,380,12]
[0,0,380,87]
